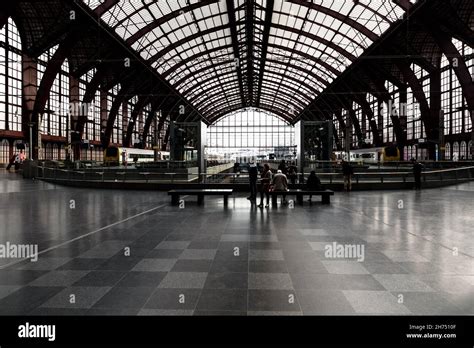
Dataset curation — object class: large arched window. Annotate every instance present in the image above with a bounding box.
[403,146,409,161]
[441,39,473,136]
[37,46,70,139]
[383,81,398,143]
[206,108,295,159]
[128,96,141,146]
[0,139,9,164]
[106,83,122,145]
[445,142,451,160]
[0,18,22,132]
[452,141,459,160]
[460,141,467,160]
[79,68,101,142]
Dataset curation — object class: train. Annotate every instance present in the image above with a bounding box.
[333,146,401,164]
[103,146,170,166]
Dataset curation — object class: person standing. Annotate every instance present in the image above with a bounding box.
[19,150,26,162]
[412,158,423,190]
[278,160,287,175]
[342,160,354,192]
[258,163,272,208]
[247,161,258,202]
[13,153,21,171]
[287,162,297,185]
[306,170,322,202]
[6,153,16,171]
[122,149,128,167]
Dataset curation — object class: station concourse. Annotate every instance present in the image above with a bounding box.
[0,0,473,317]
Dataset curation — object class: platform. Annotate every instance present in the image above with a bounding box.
[0,170,472,315]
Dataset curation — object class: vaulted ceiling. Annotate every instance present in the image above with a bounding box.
[81,0,410,123]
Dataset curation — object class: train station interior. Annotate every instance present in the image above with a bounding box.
[0,0,473,317]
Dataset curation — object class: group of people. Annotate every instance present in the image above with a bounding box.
[6,150,26,171]
[245,157,424,203]
[247,161,322,208]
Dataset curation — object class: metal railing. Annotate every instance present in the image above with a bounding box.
[37,165,474,185]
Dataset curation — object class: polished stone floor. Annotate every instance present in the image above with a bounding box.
[0,170,473,315]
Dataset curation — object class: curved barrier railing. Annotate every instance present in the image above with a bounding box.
[36,165,474,186]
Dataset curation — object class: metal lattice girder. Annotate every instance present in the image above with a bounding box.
[256,0,272,107]
[245,0,255,105]
[76,65,110,137]
[32,35,77,125]
[123,94,152,147]
[93,0,120,17]
[78,0,409,122]
[0,12,8,30]
[366,76,406,145]
[208,103,294,124]
[182,66,320,98]
[396,61,433,128]
[352,94,383,146]
[102,71,153,147]
[142,100,174,143]
[125,0,220,45]
[200,82,308,111]
[172,40,340,93]
[284,0,379,41]
[427,22,474,127]
[202,91,304,119]
[345,102,364,146]
[191,75,310,110]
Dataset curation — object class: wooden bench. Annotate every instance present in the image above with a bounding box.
[168,189,233,206]
[269,189,334,205]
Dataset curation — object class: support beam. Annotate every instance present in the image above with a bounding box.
[76,66,108,137]
[396,61,434,139]
[126,1,219,45]
[102,88,132,148]
[142,103,161,145]
[123,95,151,147]
[22,54,37,157]
[345,103,364,147]
[225,0,246,106]
[93,0,119,17]
[430,29,474,126]
[353,95,383,146]
[245,0,255,105]
[31,39,74,159]
[0,12,9,30]
[256,0,274,107]
[285,0,379,41]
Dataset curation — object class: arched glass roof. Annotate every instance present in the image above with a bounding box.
[83,0,408,122]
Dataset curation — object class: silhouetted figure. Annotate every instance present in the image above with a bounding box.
[278,160,287,175]
[13,153,21,171]
[342,160,354,192]
[233,162,240,173]
[247,161,258,202]
[306,170,322,202]
[122,150,128,167]
[412,158,423,190]
[287,162,297,185]
[6,153,16,171]
[258,163,272,208]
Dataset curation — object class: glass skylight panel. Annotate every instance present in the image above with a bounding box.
[83,0,103,10]
[81,0,408,121]
[329,0,352,16]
